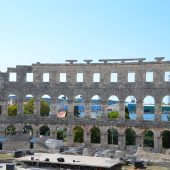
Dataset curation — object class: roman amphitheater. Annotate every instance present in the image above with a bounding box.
[0,57,169,153]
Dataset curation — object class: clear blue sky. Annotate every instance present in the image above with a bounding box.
[0,0,170,72]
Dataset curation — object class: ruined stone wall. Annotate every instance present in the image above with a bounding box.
[0,57,169,152]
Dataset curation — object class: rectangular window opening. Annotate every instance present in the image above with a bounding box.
[60,73,66,82]
[146,72,153,82]
[165,71,170,82]
[43,73,49,82]
[128,72,135,82]
[9,72,17,82]
[110,73,118,82]
[93,73,100,82]
[26,73,33,82]
[77,73,83,82]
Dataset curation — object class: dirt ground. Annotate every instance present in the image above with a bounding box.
[122,165,170,170]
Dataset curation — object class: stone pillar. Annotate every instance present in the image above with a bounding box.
[67,125,73,146]
[17,97,23,115]
[118,133,125,150]
[136,134,143,147]
[154,131,162,153]
[136,101,143,121]
[50,127,57,139]
[100,128,107,147]
[1,101,8,116]
[84,126,90,146]
[84,101,91,118]
[50,97,57,116]
[34,97,40,115]
[101,101,108,119]
[155,102,162,122]
[119,100,125,119]
[67,99,74,118]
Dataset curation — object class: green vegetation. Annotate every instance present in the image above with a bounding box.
[40,99,50,116]
[162,130,170,149]
[8,105,17,116]
[24,98,34,114]
[91,126,100,143]
[144,130,154,147]
[125,106,130,119]
[108,111,119,119]
[73,126,84,143]
[0,153,14,160]
[39,126,50,136]
[125,128,135,145]
[57,129,67,141]
[6,125,16,135]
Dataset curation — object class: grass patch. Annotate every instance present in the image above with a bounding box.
[0,153,14,160]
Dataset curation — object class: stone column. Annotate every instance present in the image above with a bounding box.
[84,126,90,146]
[118,133,125,150]
[67,99,74,118]
[50,126,57,139]
[136,101,143,121]
[136,134,143,147]
[50,97,57,116]
[17,97,24,115]
[100,128,107,147]
[154,131,162,153]
[119,100,125,120]
[155,102,162,122]
[1,101,8,116]
[84,101,91,118]
[34,97,40,115]
[101,101,108,119]
[67,125,73,146]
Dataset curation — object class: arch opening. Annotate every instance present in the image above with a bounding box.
[107,128,118,145]
[57,95,68,118]
[90,126,100,144]
[23,94,34,115]
[107,96,119,119]
[39,126,50,136]
[73,126,84,143]
[8,94,17,117]
[125,128,136,145]
[74,95,85,117]
[143,130,154,148]
[125,96,136,120]
[162,130,170,149]
[143,96,155,121]
[5,125,16,136]
[40,95,51,117]
[57,126,67,142]
[90,95,102,118]
[162,96,170,121]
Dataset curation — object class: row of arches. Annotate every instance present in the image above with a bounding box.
[4,125,170,149]
[2,94,170,121]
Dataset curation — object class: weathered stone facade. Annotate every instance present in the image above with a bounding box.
[0,57,170,152]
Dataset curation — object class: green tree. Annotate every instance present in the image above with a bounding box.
[40,126,50,136]
[24,98,34,114]
[57,128,67,141]
[73,126,84,143]
[143,130,154,147]
[40,99,50,117]
[8,105,17,116]
[91,127,100,143]
[162,131,170,149]
[6,125,16,135]
[126,128,135,145]
[125,106,130,119]
[108,111,119,119]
